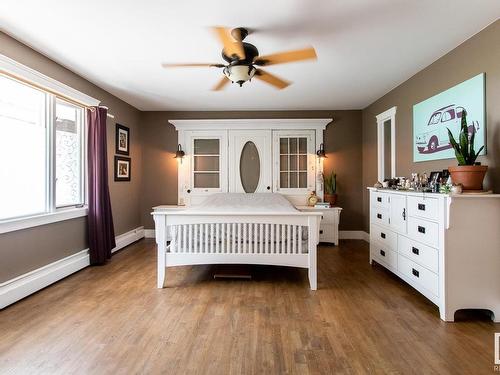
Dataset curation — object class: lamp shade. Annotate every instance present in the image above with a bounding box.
[174,144,185,159]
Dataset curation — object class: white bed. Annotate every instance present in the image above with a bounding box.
[152,193,322,290]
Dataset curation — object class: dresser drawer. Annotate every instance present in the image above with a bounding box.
[371,191,390,208]
[398,235,438,273]
[408,196,439,221]
[370,223,397,251]
[398,254,438,296]
[407,217,439,248]
[371,207,390,227]
[371,242,397,270]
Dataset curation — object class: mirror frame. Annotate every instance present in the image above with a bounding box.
[375,106,397,182]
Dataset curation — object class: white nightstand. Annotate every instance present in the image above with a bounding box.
[295,206,342,245]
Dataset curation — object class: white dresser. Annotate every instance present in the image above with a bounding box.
[296,206,342,245]
[368,187,500,322]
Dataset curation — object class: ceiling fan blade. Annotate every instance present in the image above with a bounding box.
[254,47,317,66]
[162,63,225,68]
[212,26,246,60]
[212,76,230,91]
[254,69,290,89]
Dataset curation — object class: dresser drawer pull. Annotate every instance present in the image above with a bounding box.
[379,250,386,257]
[377,213,382,219]
[412,247,420,255]
[417,226,426,234]
[319,230,323,234]
[380,232,386,239]
[418,203,426,211]
[412,268,420,278]
[377,197,382,202]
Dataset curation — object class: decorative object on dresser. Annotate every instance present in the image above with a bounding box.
[115,124,130,155]
[295,205,342,245]
[114,156,131,181]
[413,73,485,162]
[447,110,487,190]
[368,187,500,322]
[323,171,337,206]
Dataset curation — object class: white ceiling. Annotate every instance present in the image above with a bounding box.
[0,0,499,111]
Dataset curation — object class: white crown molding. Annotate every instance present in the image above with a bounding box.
[0,53,100,106]
[170,118,333,131]
[0,226,144,309]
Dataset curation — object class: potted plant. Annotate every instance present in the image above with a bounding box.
[323,171,337,206]
[447,110,487,190]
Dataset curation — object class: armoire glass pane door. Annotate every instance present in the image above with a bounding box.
[279,137,308,189]
[193,138,220,188]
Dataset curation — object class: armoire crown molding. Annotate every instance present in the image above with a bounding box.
[169,118,333,131]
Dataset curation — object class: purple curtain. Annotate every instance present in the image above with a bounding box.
[87,107,116,265]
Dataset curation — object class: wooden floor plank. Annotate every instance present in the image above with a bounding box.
[0,239,498,374]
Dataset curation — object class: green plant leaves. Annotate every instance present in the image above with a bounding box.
[447,110,477,166]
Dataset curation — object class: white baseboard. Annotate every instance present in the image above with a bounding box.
[339,230,369,242]
[0,226,144,309]
[113,226,144,253]
[144,229,156,238]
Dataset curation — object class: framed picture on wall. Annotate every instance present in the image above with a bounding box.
[413,73,485,162]
[115,124,130,155]
[114,156,131,181]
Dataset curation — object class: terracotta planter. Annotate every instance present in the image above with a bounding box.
[324,193,338,206]
[448,165,488,190]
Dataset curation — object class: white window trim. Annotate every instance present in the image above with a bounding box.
[0,53,99,234]
[0,207,88,234]
[376,106,397,182]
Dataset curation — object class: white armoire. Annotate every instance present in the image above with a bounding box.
[170,119,332,207]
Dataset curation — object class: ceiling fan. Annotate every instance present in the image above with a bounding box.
[161,27,317,90]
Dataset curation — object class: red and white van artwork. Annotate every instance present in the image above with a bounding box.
[415,104,480,154]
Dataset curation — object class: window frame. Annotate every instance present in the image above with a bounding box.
[0,53,99,234]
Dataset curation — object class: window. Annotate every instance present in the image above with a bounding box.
[428,112,441,125]
[0,73,85,222]
[441,109,455,122]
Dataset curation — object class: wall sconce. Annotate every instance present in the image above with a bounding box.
[316,143,327,159]
[174,144,185,163]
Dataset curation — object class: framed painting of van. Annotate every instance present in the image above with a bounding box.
[413,73,485,162]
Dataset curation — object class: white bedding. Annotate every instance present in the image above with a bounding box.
[190,193,298,213]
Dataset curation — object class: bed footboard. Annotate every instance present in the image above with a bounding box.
[152,212,321,290]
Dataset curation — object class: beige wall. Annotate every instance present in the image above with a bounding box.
[362,20,500,231]
[0,32,143,282]
[139,110,364,231]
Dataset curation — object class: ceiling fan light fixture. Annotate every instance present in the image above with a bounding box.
[224,65,256,87]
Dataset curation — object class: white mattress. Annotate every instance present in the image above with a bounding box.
[190,193,298,213]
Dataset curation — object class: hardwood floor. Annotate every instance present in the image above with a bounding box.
[0,239,498,374]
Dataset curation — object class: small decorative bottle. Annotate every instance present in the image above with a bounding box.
[307,191,318,207]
